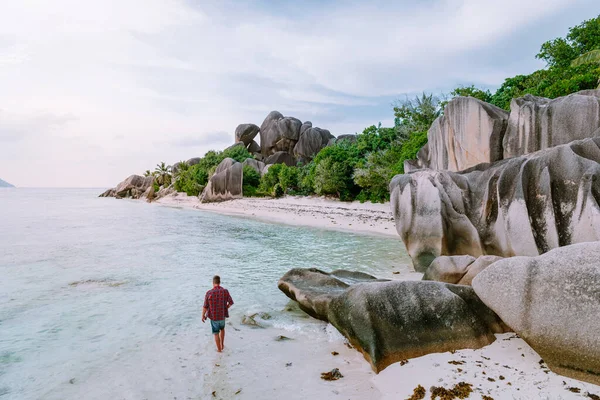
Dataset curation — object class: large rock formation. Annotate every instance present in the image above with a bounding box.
[99,175,154,199]
[407,97,509,173]
[472,242,600,385]
[390,138,600,271]
[200,158,243,203]
[264,151,297,167]
[258,111,333,162]
[235,123,260,146]
[503,90,600,159]
[293,125,334,162]
[279,268,506,372]
[260,111,302,156]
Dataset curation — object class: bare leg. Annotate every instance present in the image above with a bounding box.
[219,329,225,350]
[214,334,222,352]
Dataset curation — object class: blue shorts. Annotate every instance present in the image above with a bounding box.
[210,319,226,334]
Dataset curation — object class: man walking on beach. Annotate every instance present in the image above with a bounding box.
[202,275,234,352]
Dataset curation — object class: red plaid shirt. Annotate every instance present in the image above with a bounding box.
[203,286,234,321]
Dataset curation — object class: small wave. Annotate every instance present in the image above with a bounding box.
[68,279,127,288]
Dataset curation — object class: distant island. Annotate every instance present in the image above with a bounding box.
[0,178,14,188]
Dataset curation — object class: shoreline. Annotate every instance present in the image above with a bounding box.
[155,193,399,239]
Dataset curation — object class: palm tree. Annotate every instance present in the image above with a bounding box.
[143,170,152,177]
[154,162,171,186]
[570,49,600,88]
[570,49,600,67]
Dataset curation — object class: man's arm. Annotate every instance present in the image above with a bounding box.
[226,290,234,309]
[202,293,210,322]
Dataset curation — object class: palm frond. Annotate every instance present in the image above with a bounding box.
[571,49,600,67]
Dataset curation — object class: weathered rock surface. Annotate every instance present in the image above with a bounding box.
[472,242,600,385]
[99,175,154,199]
[422,255,503,285]
[154,184,175,200]
[264,151,296,167]
[260,111,302,156]
[247,140,261,154]
[278,268,357,320]
[242,158,266,175]
[200,158,243,203]
[422,255,476,283]
[457,255,503,286]
[235,123,260,146]
[503,90,600,159]
[336,134,357,143]
[390,138,600,271]
[410,97,508,172]
[294,127,334,162]
[279,268,506,372]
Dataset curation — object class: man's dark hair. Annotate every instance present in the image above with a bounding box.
[213,275,220,285]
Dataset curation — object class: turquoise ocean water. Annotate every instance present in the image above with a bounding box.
[0,189,410,399]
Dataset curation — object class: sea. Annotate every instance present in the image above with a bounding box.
[0,188,412,399]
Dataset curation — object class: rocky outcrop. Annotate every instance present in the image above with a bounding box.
[279,268,506,372]
[259,111,333,162]
[293,126,334,162]
[408,97,509,173]
[260,111,302,156]
[200,158,243,203]
[264,151,296,167]
[503,90,600,159]
[247,140,261,154]
[235,123,260,146]
[99,175,154,199]
[242,158,266,175]
[472,242,600,385]
[422,255,475,283]
[456,255,503,286]
[336,134,357,143]
[423,255,503,285]
[390,138,600,271]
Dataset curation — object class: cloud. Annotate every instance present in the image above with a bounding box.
[0,0,597,186]
[167,131,231,148]
[0,109,77,142]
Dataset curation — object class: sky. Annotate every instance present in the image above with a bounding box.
[0,0,599,187]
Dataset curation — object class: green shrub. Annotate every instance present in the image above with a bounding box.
[273,183,284,198]
[278,165,299,193]
[297,163,315,195]
[258,164,284,194]
[221,145,253,163]
[242,165,261,197]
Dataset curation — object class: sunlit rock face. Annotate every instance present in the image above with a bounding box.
[391,138,600,272]
[200,158,243,203]
[473,242,600,385]
[406,97,509,173]
[503,90,600,159]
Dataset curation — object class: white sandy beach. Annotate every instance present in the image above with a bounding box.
[156,193,398,238]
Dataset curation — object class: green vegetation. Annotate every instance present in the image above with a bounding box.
[172,146,254,196]
[452,16,600,110]
[242,165,261,197]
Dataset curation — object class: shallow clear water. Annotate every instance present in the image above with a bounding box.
[0,189,411,399]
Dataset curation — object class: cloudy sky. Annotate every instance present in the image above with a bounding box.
[1,0,598,187]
